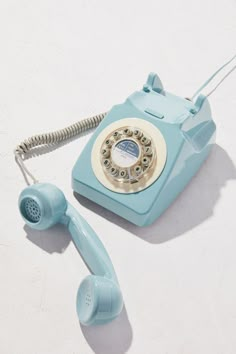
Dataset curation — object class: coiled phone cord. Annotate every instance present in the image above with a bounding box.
[14,112,107,185]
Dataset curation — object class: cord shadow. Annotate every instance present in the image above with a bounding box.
[80,306,132,354]
[74,144,236,243]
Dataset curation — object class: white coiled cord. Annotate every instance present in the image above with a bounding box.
[15,112,107,185]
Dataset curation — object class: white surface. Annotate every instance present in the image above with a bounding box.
[0,1,235,353]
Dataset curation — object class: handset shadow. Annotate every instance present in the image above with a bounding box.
[24,223,71,254]
[80,306,133,354]
[74,144,236,243]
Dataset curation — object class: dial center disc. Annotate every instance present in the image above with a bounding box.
[111,139,140,168]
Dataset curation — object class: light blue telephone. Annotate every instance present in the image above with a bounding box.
[72,76,216,226]
[15,54,235,324]
[72,55,235,226]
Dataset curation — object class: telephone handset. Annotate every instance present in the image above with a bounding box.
[18,183,123,325]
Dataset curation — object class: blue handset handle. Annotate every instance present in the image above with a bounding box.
[65,204,118,283]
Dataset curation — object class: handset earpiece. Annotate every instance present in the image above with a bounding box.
[19,183,123,325]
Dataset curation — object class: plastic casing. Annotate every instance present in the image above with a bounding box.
[72,73,216,226]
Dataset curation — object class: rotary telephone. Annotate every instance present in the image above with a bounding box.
[14,54,235,325]
[72,56,235,226]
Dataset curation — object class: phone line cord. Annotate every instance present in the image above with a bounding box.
[191,53,236,101]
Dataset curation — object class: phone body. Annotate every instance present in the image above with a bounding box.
[72,73,216,226]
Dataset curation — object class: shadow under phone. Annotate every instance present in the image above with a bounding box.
[74,144,236,244]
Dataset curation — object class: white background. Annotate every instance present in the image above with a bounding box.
[0,1,236,353]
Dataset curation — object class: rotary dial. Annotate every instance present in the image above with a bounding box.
[100,126,156,184]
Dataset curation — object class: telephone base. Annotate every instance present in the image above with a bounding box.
[72,73,216,226]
